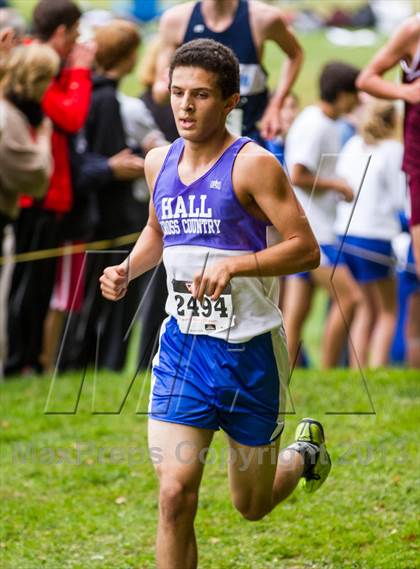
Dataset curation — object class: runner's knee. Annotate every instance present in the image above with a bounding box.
[237,504,270,522]
[159,480,198,522]
[232,493,271,522]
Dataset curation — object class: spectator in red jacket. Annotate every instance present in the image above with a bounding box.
[22,0,95,213]
[6,0,95,376]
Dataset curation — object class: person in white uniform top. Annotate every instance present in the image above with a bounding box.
[335,101,406,367]
[283,61,362,368]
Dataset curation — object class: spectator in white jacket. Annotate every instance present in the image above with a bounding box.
[283,62,361,368]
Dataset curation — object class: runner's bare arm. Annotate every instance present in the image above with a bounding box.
[99,146,169,301]
[125,147,169,279]
[252,1,303,139]
[193,145,319,302]
[356,16,420,104]
[152,3,194,104]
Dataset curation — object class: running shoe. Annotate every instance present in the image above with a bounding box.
[294,417,331,493]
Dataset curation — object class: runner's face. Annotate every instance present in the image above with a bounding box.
[170,66,230,142]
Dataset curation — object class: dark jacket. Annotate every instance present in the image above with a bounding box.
[60,134,111,241]
[84,74,142,239]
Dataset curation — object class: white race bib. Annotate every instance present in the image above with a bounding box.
[171,279,235,334]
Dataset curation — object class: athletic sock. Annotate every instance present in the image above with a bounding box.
[286,441,319,477]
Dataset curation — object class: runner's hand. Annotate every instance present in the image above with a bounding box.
[192,261,232,303]
[100,263,129,301]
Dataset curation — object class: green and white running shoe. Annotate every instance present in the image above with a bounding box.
[292,418,331,493]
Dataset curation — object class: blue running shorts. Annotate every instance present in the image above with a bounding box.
[149,317,289,446]
[338,235,394,283]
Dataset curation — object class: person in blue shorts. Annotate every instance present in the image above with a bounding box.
[283,62,362,368]
[335,100,406,367]
[100,40,330,569]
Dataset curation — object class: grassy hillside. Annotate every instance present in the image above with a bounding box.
[1,368,418,568]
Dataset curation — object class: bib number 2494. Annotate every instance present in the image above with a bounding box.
[172,279,234,333]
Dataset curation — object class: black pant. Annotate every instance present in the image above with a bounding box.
[6,208,61,374]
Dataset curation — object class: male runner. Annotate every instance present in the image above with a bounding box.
[100,40,330,569]
[153,0,303,141]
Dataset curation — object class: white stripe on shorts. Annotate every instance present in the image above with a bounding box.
[269,324,289,441]
[148,316,170,414]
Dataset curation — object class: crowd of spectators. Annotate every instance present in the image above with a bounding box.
[0,0,418,378]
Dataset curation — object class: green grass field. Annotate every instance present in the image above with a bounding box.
[1,368,419,568]
[3,3,419,568]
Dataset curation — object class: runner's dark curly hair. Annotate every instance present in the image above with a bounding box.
[169,39,240,99]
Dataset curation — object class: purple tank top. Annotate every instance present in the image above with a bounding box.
[153,137,270,251]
